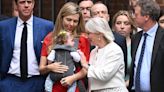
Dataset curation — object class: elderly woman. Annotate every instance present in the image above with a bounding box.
[79,17,128,92]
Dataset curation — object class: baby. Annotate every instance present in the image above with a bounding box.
[45,31,80,92]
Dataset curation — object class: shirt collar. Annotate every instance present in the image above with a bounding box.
[17,15,33,27]
[143,22,158,37]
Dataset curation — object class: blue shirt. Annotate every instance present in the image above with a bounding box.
[133,23,158,91]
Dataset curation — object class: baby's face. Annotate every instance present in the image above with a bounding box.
[66,35,75,47]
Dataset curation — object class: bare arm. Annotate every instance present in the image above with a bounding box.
[73,68,87,81]
[39,56,49,74]
[61,68,87,86]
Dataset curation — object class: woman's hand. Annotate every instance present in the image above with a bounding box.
[77,50,89,70]
[39,56,68,74]
[60,75,75,87]
[77,50,87,65]
[48,62,69,73]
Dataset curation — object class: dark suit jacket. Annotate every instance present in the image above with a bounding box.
[113,31,127,75]
[0,16,54,76]
[128,26,164,92]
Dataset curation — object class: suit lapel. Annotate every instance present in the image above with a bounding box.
[132,32,142,70]
[10,17,17,48]
[132,31,143,61]
[129,31,142,88]
[33,17,39,48]
[151,27,164,67]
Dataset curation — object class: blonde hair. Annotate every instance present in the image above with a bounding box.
[112,10,137,35]
[50,2,85,51]
[55,30,73,45]
[52,2,85,37]
[85,17,114,43]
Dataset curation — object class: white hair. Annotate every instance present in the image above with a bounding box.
[85,17,115,42]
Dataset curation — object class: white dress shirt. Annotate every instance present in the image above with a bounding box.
[8,15,40,77]
[133,23,158,91]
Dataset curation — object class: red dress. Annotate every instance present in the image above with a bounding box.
[78,33,90,61]
[41,32,90,92]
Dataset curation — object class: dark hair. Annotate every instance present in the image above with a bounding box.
[136,0,160,21]
[159,9,164,20]
[78,0,93,4]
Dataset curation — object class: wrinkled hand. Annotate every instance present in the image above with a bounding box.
[49,62,68,73]
[60,75,75,87]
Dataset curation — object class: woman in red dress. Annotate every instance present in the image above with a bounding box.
[39,2,90,92]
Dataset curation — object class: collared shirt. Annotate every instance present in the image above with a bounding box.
[8,15,40,77]
[133,23,158,91]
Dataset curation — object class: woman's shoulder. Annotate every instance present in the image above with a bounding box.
[80,33,88,38]
[109,41,121,48]
[79,34,89,41]
[107,42,124,54]
[43,32,53,45]
[44,32,53,40]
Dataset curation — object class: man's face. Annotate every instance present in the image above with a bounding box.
[79,1,93,23]
[134,5,147,29]
[16,0,34,21]
[91,3,109,21]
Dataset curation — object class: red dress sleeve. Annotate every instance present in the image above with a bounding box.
[41,32,53,56]
[78,35,90,61]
